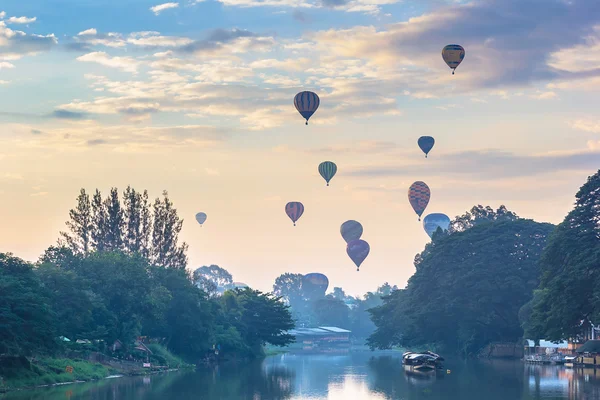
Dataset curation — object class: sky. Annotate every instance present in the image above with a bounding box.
[0,0,599,296]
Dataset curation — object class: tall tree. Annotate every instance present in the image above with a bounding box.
[525,170,600,341]
[104,187,124,251]
[193,265,233,295]
[123,186,142,253]
[368,214,554,356]
[152,191,188,269]
[91,189,108,251]
[60,189,92,255]
[450,205,518,233]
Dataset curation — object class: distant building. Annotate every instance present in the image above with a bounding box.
[525,340,570,355]
[288,326,351,350]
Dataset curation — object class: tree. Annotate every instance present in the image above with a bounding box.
[193,265,233,295]
[313,297,350,329]
[60,189,92,255]
[91,189,108,252]
[218,288,295,357]
[525,170,600,341]
[350,283,398,341]
[104,187,124,251]
[450,205,518,233]
[0,254,56,356]
[123,186,152,256]
[332,287,347,301]
[368,214,554,356]
[151,191,188,269]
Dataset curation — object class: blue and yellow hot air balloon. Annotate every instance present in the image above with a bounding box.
[294,91,320,125]
[318,161,337,186]
[423,213,450,238]
[442,45,465,75]
[418,136,435,158]
[408,182,430,221]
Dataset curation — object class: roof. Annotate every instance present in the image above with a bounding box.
[288,326,351,336]
[319,327,351,333]
[526,340,569,349]
[576,340,600,353]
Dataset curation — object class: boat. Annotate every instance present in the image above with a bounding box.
[402,351,445,371]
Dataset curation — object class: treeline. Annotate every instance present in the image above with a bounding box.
[0,187,294,362]
[367,169,600,356]
[192,265,396,340]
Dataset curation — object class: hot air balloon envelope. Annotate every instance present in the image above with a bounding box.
[318,161,337,186]
[285,202,304,226]
[347,239,370,271]
[418,136,435,158]
[408,182,430,220]
[423,213,451,238]
[302,273,329,295]
[294,91,320,124]
[442,45,465,74]
[195,212,207,226]
[340,220,363,244]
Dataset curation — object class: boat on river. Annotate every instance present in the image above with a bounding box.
[402,351,445,372]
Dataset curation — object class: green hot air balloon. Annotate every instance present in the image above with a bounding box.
[318,161,337,186]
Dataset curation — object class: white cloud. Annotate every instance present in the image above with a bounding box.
[76,52,140,73]
[127,32,193,47]
[0,12,6,19]
[78,28,97,36]
[531,91,557,100]
[6,16,36,24]
[0,62,15,69]
[571,119,600,134]
[0,80,8,84]
[150,2,180,15]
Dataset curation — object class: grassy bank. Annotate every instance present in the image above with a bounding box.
[0,357,113,391]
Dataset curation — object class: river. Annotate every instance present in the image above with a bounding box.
[3,351,600,399]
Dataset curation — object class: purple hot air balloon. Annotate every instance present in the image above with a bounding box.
[347,239,370,272]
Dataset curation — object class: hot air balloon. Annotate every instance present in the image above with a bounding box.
[318,161,337,186]
[195,212,207,227]
[442,44,465,75]
[408,182,430,221]
[423,213,451,238]
[340,220,363,244]
[294,91,320,125]
[285,202,304,226]
[418,136,435,158]
[302,273,329,298]
[347,239,370,271]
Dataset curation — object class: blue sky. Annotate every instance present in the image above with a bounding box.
[0,0,599,295]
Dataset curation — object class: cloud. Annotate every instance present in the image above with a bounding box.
[31,129,42,135]
[344,148,600,180]
[205,167,220,176]
[127,31,193,47]
[30,191,48,197]
[0,62,14,69]
[0,21,58,59]
[87,139,107,146]
[51,110,88,120]
[76,52,140,73]
[150,2,180,15]
[571,119,600,133]
[0,12,5,19]
[531,91,558,100]
[176,28,273,55]
[292,10,310,22]
[78,28,97,36]
[6,16,36,24]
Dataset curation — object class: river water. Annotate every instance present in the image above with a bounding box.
[3,351,600,400]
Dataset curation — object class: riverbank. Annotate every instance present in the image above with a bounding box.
[0,346,194,393]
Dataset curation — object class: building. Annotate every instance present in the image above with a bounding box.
[574,340,600,367]
[525,340,570,355]
[288,326,351,350]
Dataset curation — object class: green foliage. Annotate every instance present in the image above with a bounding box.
[368,213,554,356]
[524,170,600,341]
[193,265,233,296]
[0,254,56,356]
[147,344,191,368]
[313,297,350,329]
[61,187,188,269]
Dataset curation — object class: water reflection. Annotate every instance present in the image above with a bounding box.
[2,352,600,399]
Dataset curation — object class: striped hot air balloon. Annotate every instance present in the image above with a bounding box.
[442,45,465,75]
[294,91,320,125]
[418,136,435,158]
[285,202,305,226]
[408,181,431,221]
[347,239,370,272]
[318,161,337,186]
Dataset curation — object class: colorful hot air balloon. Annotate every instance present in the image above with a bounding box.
[408,182,430,221]
[418,136,435,158]
[195,212,207,227]
[318,161,337,186]
[294,91,320,125]
[442,45,465,75]
[423,213,451,238]
[285,202,304,226]
[347,239,370,271]
[302,273,329,298]
[340,220,363,244]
